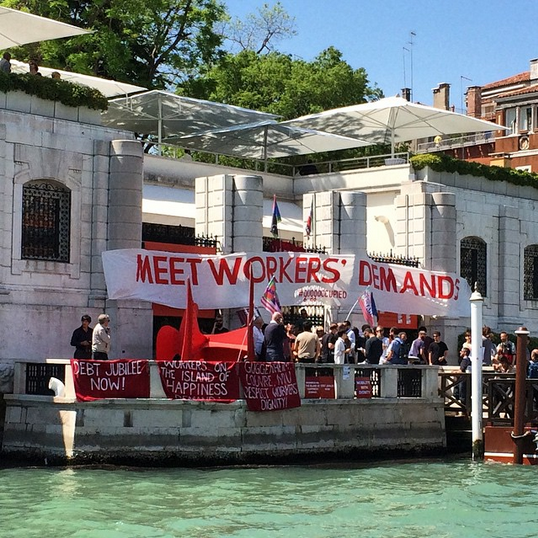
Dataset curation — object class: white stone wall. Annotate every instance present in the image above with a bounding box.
[0,105,152,368]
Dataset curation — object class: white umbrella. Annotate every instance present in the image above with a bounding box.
[173,120,371,160]
[10,60,146,98]
[285,96,508,156]
[102,90,278,142]
[0,6,89,49]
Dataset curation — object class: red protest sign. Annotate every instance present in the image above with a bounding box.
[157,360,240,402]
[355,376,373,398]
[305,375,335,399]
[238,362,301,412]
[71,359,150,402]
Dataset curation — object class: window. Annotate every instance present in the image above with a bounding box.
[524,245,538,300]
[22,181,71,262]
[460,237,487,296]
[505,108,517,135]
[519,107,532,132]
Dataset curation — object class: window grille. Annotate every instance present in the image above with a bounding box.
[460,237,487,296]
[524,245,538,300]
[22,182,71,262]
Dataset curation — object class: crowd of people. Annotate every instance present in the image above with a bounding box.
[0,51,61,79]
[70,314,110,360]
[254,309,449,366]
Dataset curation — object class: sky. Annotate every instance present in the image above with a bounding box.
[224,0,538,113]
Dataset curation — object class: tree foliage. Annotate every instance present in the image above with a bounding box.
[1,0,227,88]
[182,46,383,120]
[222,1,297,54]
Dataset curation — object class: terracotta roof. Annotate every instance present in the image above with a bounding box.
[482,71,529,90]
[495,83,538,99]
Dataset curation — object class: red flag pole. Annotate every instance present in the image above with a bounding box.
[246,267,256,361]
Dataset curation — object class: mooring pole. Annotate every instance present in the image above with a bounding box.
[470,288,484,461]
[513,327,530,464]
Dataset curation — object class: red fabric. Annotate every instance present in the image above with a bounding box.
[179,279,208,360]
[157,360,240,402]
[71,359,150,402]
[155,325,182,361]
[238,362,301,411]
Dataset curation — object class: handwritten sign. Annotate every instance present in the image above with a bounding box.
[71,359,150,401]
[157,360,240,402]
[238,362,301,412]
[355,376,373,399]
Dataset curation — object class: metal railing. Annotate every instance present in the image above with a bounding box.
[416,132,495,153]
[158,144,410,177]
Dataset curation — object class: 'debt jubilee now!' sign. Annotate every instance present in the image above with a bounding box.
[102,249,471,317]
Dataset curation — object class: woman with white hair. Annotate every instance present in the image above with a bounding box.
[92,314,111,360]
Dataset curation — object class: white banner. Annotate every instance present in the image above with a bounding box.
[102,249,471,317]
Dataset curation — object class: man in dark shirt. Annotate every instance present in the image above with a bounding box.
[429,331,448,365]
[70,314,93,359]
[365,326,383,364]
[321,323,338,363]
[263,312,286,361]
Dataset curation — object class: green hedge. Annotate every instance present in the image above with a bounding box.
[0,72,108,111]
[410,153,538,190]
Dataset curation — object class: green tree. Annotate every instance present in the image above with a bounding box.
[1,0,227,88]
[182,46,382,120]
[222,1,297,54]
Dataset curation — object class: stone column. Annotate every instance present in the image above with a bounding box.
[195,174,263,254]
[105,140,152,359]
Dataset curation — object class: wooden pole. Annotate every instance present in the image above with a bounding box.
[513,327,530,464]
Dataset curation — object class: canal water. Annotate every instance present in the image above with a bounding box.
[2,458,537,538]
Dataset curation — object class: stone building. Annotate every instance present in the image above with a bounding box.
[2,87,538,385]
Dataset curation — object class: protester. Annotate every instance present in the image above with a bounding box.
[429,331,448,365]
[321,323,338,363]
[365,326,383,364]
[263,311,286,362]
[343,320,356,363]
[0,51,11,73]
[408,329,426,364]
[528,349,538,378]
[334,328,350,365]
[253,317,265,360]
[294,320,320,363]
[494,331,516,366]
[482,325,495,365]
[385,331,409,365]
[70,314,93,359]
[211,314,229,334]
[92,314,111,360]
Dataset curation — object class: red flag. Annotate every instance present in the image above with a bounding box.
[179,279,208,360]
[305,199,313,237]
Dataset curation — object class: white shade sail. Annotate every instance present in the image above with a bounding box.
[101,90,278,142]
[285,96,508,156]
[0,6,89,49]
[10,60,146,98]
[174,120,371,160]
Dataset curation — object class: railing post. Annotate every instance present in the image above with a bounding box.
[334,365,355,399]
[380,367,398,398]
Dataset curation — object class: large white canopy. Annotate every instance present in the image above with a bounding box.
[101,90,278,141]
[10,60,146,98]
[174,120,370,160]
[285,96,508,155]
[0,6,89,49]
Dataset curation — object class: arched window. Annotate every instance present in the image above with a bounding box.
[524,245,538,300]
[21,181,71,262]
[460,237,487,296]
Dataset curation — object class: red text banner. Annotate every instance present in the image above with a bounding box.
[238,362,301,412]
[158,360,240,402]
[102,249,471,317]
[305,375,336,399]
[355,377,373,399]
[71,359,150,402]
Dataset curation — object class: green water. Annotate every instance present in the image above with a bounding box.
[1,459,537,538]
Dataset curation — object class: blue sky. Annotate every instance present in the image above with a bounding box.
[224,0,537,113]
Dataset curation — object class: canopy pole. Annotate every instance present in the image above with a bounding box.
[263,125,268,172]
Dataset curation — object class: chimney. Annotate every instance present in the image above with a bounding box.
[466,86,482,118]
[530,58,538,82]
[432,83,450,110]
[401,88,411,101]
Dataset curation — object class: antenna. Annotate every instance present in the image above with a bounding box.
[460,75,472,114]
[408,31,416,101]
[402,46,409,88]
